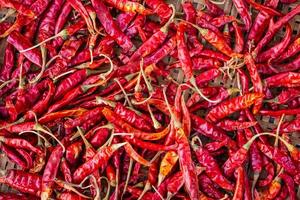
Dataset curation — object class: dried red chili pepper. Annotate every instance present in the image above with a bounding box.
[0,169,41,196]
[54,1,72,34]
[192,139,234,191]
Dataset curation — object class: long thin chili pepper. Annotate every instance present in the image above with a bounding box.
[73,142,126,183]
[91,0,134,52]
[54,1,72,34]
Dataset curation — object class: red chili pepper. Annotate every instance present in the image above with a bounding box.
[91,0,134,52]
[192,140,234,191]
[145,0,172,23]
[60,157,72,183]
[206,93,264,122]
[279,173,296,200]
[41,145,64,200]
[0,43,15,81]
[244,53,263,114]
[232,21,244,53]
[232,0,252,30]
[198,174,224,199]
[253,4,300,56]
[256,24,292,63]
[7,31,42,67]
[258,162,274,187]
[54,1,72,34]
[216,120,257,131]
[0,169,41,196]
[276,36,300,62]
[65,141,82,165]
[205,0,224,16]
[0,144,27,169]
[0,136,42,155]
[73,142,125,183]
[264,72,300,88]
[232,167,245,200]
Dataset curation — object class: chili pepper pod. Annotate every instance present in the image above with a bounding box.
[54,1,72,34]
[0,144,27,169]
[0,169,41,196]
[191,138,234,191]
[73,142,126,183]
[206,93,264,123]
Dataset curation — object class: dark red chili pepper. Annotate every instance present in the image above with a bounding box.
[0,136,42,155]
[253,4,300,56]
[0,43,14,81]
[0,144,27,169]
[279,173,296,200]
[276,36,300,62]
[191,114,237,149]
[232,0,252,30]
[198,174,224,199]
[0,169,41,196]
[60,158,72,183]
[205,0,224,16]
[15,148,33,169]
[54,1,72,34]
[258,162,274,187]
[23,79,55,120]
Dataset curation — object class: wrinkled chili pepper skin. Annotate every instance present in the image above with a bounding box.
[55,1,72,34]
[7,31,41,67]
[0,169,41,196]
[198,174,224,199]
[176,128,199,200]
[193,144,234,191]
[206,93,264,122]
[41,146,63,200]
[91,0,134,52]
[232,167,245,200]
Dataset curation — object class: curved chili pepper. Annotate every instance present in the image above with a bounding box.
[59,157,72,183]
[232,0,252,30]
[73,142,125,183]
[198,174,224,199]
[256,24,292,63]
[206,93,264,122]
[145,0,172,23]
[0,144,27,169]
[65,141,82,165]
[7,31,41,67]
[54,1,72,34]
[253,4,300,56]
[102,107,169,140]
[277,36,300,62]
[192,142,234,191]
[0,43,14,81]
[91,0,134,52]
[0,136,42,155]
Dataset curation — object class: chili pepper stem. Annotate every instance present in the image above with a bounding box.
[121,158,133,199]
[29,45,47,84]
[55,179,92,199]
[147,104,162,129]
[20,29,68,53]
[160,4,176,33]
[0,9,15,23]
[252,172,260,199]
[52,69,76,83]
[274,114,285,147]
[137,181,151,200]
[190,77,220,103]
[0,78,15,90]
[34,124,66,152]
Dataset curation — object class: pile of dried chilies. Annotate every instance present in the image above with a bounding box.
[0,0,300,199]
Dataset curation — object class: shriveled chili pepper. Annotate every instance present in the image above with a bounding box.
[102,107,170,140]
[41,145,64,200]
[0,169,41,196]
[54,1,72,34]
[216,120,257,131]
[276,36,300,62]
[258,162,275,187]
[198,174,224,199]
[191,139,234,191]
[256,24,292,63]
[91,0,134,52]
[60,157,72,183]
[65,141,82,165]
[7,31,41,67]
[206,93,264,122]
[104,0,151,15]
[0,144,27,169]
[73,142,126,183]
[232,167,245,200]
[145,0,172,23]
[253,4,300,56]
